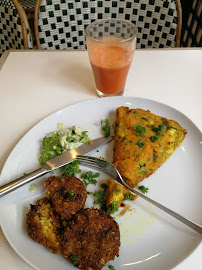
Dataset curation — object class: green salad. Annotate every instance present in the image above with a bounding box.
[38,122,91,166]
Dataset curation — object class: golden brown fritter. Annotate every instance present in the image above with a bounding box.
[105,179,138,209]
[60,208,120,270]
[26,197,61,254]
[113,107,187,187]
[44,176,87,220]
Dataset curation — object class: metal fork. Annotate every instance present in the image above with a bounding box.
[77,155,202,236]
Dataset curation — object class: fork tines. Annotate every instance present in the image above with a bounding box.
[76,155,108,170]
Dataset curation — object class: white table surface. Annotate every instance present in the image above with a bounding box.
[0,49,201,270]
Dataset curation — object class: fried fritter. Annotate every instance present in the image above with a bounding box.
[26,197,61,254]
[44,176,87,220]
[113,107,187,187]
[61,208,120,270]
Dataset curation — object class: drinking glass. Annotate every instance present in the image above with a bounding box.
[86,19,137,97]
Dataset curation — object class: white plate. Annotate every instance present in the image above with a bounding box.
[0,97,201,270]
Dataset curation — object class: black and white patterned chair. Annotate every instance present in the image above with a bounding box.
[181,0,202,47]
[19,0,36,9]
[34,0,182,50]
[0,0,33,57]
[18,0,36,46]
[18,0,36,19]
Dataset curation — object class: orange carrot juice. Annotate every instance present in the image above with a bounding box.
[88,40,134,95]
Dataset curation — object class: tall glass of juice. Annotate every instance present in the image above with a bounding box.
[86,19,137,97]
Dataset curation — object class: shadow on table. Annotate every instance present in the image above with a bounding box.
[43,59,96,95]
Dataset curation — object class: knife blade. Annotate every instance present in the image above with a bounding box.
[0,136,113,197]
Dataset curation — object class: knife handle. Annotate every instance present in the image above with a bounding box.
[0,167,50,197]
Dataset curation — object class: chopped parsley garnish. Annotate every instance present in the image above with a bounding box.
[81,171,100,187]
[108,265,115,270]
[124,193,133,200]
[132,125,146,137]
[101,118,111,137]
[93,183,108,210]
[153,124,164,135]
[101,183,108,189]
[71,255,79,265]
[137,140,144,148]
[94,190,106,206]
[107,200,119,214]
[114,188,121,195]
[150,136,159,142]
[67,189,74,197]
[63,160,81,177]
[138,185,149,194]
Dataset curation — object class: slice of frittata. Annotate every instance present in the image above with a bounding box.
[113,106,187,188]
[105,179,138,210]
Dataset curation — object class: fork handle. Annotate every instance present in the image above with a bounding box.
[125,184,202,235]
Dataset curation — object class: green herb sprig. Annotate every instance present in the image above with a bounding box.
[137,140,144,148]
[67,189,74,197]
[138,185,149,194]
[107,200,119,214]
[132,125,146,137]
[101,118,111,137]
[124,193,133,200]
[150,136,158,142]
[81,171,100,187]
[108,265,115,270]
[63,160,81,177]
[114,188,121,195]
[93,183,108,210]
[153,124,164,135]
[71,255,79,265]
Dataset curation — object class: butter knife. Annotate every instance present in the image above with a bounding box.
[0,136,113,197]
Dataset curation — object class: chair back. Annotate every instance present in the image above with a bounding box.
[34,0,182,50]
[0,0,33,57]
[181,0,201,47]
[18,0,36,9]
